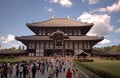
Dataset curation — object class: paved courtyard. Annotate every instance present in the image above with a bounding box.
[8,57,88,78]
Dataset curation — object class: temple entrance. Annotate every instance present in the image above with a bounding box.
[50,30,69,57]
[65,49,74,56]
[44,49,53,56]
[54,49,63,55]
[44,49,63,56]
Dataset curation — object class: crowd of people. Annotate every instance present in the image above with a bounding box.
[0,57,79,78]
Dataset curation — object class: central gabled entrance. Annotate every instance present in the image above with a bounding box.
[49,30,69,57]
[44,49,53,56]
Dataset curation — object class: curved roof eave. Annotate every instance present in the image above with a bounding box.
[26,18,93,27]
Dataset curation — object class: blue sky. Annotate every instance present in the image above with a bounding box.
[0,0,120,49]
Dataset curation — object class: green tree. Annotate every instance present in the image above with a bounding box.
[93,44,120,52]
[0,47,17,52]
[22,46,25,50]
[111,44,120,52]
[103,46,111,51]
[18,46,21,50]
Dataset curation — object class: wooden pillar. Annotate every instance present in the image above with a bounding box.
[44,41,46,56]
[63,40,65,57]
[82,41,84,50]
[34,41,36,56]
[53,40,55,57]
[90,41,93,56]
[73,41,75,55]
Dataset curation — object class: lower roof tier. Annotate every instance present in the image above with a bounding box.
[16,35,103,41]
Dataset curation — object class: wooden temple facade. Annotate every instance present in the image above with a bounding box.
[16,17,103,56]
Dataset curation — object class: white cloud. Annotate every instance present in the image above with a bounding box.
[0,34,26,49]
[11,44,19,49]
[88,0,99,4]
[51,0,58,3]
[50,0,72,7]
[116,40,120,43]
[77,12,114,36]
[99,39,111,44]
[0,36,4,40]
[48,8,53,12]
[82,0,85,2]
[114,39,120,43]
[117,19,120,23]
[98,0,120,13]
[2,34,15,44]
[115,28,120,33]
[98,8,106,12]
[81,0,99,4]
[18,41,22,45]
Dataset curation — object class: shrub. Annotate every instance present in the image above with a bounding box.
[117,56,120,60]
[9,55,15,59]
[73,59,94,62]
[0,55,4,59]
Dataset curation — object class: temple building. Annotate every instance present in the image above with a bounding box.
[16,16,104,56]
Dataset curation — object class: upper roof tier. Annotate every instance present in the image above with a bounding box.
[16,35,103,46]
[16,35,103,41]
[26,17,93,27]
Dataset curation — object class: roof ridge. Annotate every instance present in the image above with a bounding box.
[26,17,94,27]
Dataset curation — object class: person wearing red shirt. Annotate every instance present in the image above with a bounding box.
[66,68,72,78]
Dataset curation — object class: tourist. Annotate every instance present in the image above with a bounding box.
[55,66,59,78]
[36,62,39,72]
[32,64,36,78]
[48,66,54,78]
[23,64,27,78]
[66,68,72,78]
[27,64,31,78]
[42,62,45,75]
[38,61,41,72]
[15,64,19,78]
[0,64,5,78]
[72,65,76,76]
[4,63,8,78]
[58,64,62,72]
[63,63,66,72]
[0,63,2,69]
[26,64,29,76]
[75,69,79,78]
[45,61,49,72]
[19,64,23,78]
[8,63,13,78]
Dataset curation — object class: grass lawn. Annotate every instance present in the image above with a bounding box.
[0,56,42,63]
[76,59,120,78]
[76,63,101,78]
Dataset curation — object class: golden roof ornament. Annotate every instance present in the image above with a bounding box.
[66,15,70,19]
[51,16,55,19]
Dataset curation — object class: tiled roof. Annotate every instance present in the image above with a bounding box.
[16,35,103,41]
[69,36,103,41]
[93,51,120,56]
[0,50,27,54]
[26,18,93,27]
[50,30,69,39]
[16,35,52,40]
